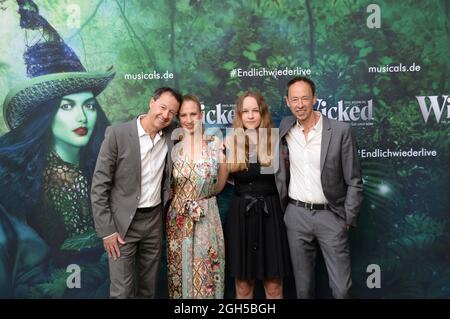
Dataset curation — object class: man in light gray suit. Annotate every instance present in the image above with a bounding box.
[275,77,363,299]
[91,87,182,298]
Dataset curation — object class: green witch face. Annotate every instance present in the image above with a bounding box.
[51,91,97,158]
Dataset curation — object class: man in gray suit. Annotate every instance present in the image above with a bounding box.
[275,76,363,298]
[91,87,182,298]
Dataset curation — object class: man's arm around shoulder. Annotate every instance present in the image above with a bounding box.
[91,126,118,238]
[340,125,363,227]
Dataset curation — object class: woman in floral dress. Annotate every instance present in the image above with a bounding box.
[167,94,228,299]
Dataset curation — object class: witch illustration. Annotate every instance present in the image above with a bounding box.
[0,0,114,298]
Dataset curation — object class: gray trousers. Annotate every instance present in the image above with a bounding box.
[284,203,352,299]
[109,205,163,299]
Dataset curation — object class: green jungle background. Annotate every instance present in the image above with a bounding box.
[0,0,449,298]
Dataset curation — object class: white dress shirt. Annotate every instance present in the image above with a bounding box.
[285,112,328,204]
[137,115,168,208]
[103,117,168,240]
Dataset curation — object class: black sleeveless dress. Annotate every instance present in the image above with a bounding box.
[225,161,292,280]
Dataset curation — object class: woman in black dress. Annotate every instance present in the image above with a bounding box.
[225,91,291,299]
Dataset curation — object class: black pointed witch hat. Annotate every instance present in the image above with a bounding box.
[3,0,115,130]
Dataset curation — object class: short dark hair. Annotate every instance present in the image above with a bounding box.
[286,76,316,97]
[153,87,183,105]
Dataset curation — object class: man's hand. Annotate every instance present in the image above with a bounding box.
[103,232,126,260]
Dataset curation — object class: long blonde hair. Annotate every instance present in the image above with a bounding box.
[227,91,274,173]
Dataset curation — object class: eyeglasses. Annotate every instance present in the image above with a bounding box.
[289,96,312,104]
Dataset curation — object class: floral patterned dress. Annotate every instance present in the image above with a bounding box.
[166,139,225,299]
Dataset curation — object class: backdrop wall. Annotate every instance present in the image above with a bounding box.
[0,0,448,298]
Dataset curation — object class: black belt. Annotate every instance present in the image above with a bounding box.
[136,204,161,213]
[288,198,328,210]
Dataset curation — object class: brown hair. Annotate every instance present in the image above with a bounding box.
[178,93,201,117]
[175,94,203,142]
[227,91,274,173]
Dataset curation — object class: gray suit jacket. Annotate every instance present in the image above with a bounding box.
[274,115,363,226]
[91,117,176,238]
